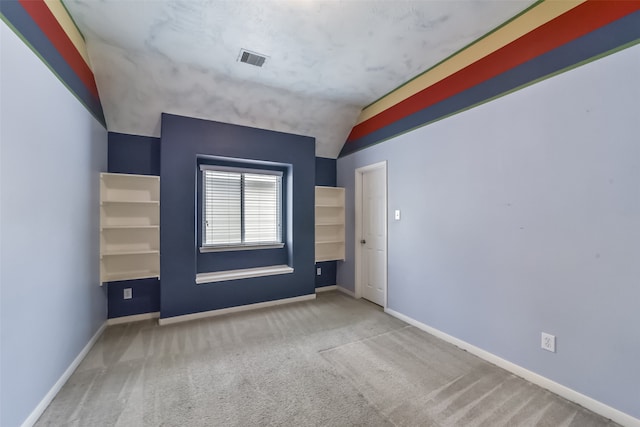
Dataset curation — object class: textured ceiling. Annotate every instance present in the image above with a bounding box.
[64,0,536,158]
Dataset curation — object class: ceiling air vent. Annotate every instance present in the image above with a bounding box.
[238,49,267,67]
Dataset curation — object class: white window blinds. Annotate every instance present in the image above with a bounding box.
[203,171,241,245]
[244,173,281,243]
[202,166,282,247]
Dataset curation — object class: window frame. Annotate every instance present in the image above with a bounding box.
[199,164,285,253]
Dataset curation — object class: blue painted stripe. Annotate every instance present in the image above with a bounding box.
[0,1,105,126]
[340,10,640,157]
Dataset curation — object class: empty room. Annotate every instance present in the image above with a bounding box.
[1,0,639,426]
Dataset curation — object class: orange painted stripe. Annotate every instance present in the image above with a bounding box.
[347,0,640,143]
[19,0,99,99]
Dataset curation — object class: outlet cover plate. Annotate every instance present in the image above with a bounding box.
[123,288,132,300]
[541,332,556,352]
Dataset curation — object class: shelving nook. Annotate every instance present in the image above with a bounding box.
[100,173,160,283]
[315,186,345,262]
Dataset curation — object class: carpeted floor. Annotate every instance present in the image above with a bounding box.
[35,291,619,426]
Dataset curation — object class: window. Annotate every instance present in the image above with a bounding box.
[200,165,283,250]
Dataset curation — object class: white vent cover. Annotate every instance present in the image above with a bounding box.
[238,49,268,67]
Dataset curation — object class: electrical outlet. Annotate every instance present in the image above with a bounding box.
[316,267,322,276]
[123,288,132,300]
[541,332,556,352]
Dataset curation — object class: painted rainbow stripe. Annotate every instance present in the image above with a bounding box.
[341,0,640,157]
[0,0,105,126]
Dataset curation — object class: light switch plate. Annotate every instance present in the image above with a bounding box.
[394,209,401,220]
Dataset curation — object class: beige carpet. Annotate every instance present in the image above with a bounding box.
[35,291,618,426]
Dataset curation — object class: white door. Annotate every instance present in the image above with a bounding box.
[359,164,386,306]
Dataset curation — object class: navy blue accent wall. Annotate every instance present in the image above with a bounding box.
[107,278,160,318]
[107,132,161,318]
[108,132,160,176]
[197,248,287,273]
[315,157,336,187]
[160,113,316,319]
[315,261,337,288]
[315,157,338,288]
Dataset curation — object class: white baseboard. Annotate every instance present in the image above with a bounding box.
[384,308,640,427]
[336,285,356,298]
[158,294,316,326]
[107,312,160,325]
[21,321,107,427]
[316,285,337,292]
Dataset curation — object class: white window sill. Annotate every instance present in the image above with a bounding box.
[199,243,284,253]
[196,264,294,284]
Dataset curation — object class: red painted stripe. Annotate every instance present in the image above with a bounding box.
[19,0,99,99]
[347,0,640,143]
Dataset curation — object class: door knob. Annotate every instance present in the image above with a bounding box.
[360,239,366,244]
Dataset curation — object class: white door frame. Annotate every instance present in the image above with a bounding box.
[354,161,388,308]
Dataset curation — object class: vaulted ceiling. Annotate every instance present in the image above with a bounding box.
[64,0,536,158]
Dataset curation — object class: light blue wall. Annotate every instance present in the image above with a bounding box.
[337,44,640,419]
[0,22,108,427]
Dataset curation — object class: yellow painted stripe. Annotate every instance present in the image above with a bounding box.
[356,0,587,124]
[43,0,91,65]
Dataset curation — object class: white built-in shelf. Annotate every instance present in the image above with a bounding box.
[101,225,159,230]
[315,186,345,262]
[100,173,160,284]
[101,200,160,205]
[315,255,341,263]
[102,270,160,282]
[101,250,160,257]
[316,239,344,245]
[316,221,344,226]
